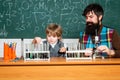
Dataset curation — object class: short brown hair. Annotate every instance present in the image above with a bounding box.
[46,23,62,40]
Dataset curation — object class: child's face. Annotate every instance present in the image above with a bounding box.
[47,34,58,44]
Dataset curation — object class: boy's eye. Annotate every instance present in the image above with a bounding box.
[47,34,57,37]
[53,35,56,37]
[47,35,51,37]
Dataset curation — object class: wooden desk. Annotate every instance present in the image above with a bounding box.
[0,57,120,80]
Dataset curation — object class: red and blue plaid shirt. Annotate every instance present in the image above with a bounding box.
[80,26,114,49]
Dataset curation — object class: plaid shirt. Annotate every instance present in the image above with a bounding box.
[80,26,114,49]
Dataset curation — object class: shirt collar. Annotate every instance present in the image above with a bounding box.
[50,41,58,48]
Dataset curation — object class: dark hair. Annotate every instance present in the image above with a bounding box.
[82,3,104,17]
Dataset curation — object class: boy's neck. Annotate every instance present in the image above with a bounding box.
[50,40,58,48]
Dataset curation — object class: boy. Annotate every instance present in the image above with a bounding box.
[32,23,66,57]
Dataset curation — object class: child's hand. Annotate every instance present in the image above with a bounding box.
[59,47,66,53]
[32,37,42,44]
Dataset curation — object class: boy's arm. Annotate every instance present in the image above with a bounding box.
[32,37,42,44]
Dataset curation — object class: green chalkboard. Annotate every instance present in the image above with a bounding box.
[0,0,120,38]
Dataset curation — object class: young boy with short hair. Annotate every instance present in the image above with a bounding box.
[32,23,66,57]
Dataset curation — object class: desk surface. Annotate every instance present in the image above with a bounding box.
[0,57,120,66]
[0,58,120,80]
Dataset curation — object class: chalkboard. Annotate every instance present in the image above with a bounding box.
[0,0,120,38]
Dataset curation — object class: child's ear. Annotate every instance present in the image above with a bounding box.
[57,37,60,39]
[58,37,62,40]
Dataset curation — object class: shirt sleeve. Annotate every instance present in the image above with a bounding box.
[112,30,120,58]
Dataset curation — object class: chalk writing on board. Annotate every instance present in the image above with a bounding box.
[0,0,119,38]
[0,25,8,37]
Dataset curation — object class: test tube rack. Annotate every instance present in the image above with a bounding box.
[24,43,50,61]
[65,43,92,61]
[66,50,92,61]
